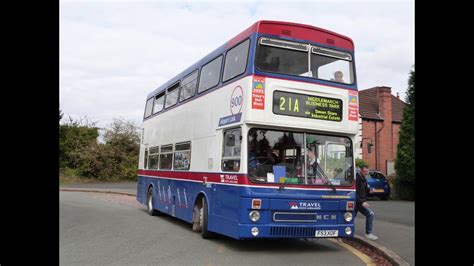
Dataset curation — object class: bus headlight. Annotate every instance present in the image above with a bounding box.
[249,210,260,222]
[345,227,352,235]
[251,227,259,236]
[344,212,353,222]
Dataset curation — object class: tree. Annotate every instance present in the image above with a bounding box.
[355,158,369,169]
[59,115,99,168]
[76,118,140,180]
[394,67,415,200]
[104,118,140,153]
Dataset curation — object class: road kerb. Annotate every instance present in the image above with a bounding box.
[344,235,410,266]
[60,188,136,197]
[328,238,376,266]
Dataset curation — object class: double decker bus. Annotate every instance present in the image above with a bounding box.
[137,20,359,239]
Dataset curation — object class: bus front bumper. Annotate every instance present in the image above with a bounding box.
[237,224,354,239]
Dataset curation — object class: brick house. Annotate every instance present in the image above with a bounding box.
[355,86,406,177]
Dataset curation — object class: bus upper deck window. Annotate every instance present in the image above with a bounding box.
[310,46,354,84]
[153,93,165,114]
[180,70,198,102]
[144,97,154,118]
[165,83,180,109]
[198,55,223,93]
[223,39,250,82]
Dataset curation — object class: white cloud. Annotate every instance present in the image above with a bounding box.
[60,1,414,127]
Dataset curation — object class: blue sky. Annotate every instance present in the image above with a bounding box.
[60,0,414,128]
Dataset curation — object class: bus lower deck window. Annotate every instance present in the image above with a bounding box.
[222,128,241,172]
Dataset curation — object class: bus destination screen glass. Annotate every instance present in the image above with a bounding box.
[273,91,343,122]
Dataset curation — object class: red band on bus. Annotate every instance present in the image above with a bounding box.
[137,169,355,190]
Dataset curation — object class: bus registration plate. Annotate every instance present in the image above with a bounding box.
[315,230,339,237]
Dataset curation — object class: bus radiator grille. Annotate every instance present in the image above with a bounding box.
[269,226,316,237]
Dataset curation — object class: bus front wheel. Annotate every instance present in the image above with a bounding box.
[200,197,214,239]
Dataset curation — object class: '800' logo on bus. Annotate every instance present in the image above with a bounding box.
[230,86,243,115]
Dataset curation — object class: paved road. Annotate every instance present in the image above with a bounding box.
[60,191,365,265]
[61,182,415,264]
[355,198,415,265]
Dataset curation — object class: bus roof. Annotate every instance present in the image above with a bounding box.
[146,20,354,99]
[226,20,354,50]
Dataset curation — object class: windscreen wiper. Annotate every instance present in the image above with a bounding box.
[277,175,292,192]
[316,164,336,192]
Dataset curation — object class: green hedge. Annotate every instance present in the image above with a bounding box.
[59,116,140,181]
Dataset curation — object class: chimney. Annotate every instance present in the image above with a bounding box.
[377,86,392,121]
[397,92,400,99]
[376,86,393,175]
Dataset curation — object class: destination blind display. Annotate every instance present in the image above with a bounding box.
[273,91,343,122]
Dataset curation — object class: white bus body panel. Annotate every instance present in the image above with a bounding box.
[139,75,358,174]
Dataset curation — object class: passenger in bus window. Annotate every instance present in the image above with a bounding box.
[306,147,318,184]
[248,141,258,173]
[331,71,345,83]
[307,147,323,184]
[267,149,280,165]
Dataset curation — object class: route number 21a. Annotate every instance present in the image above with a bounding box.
[279,96,299,113]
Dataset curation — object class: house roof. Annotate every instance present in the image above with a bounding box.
[359,87,406,122]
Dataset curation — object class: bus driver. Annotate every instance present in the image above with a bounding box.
[307,146,324,185]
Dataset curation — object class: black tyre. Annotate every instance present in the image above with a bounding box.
[380,194,389,201]
[201,197,214,239]
[147,187,160,216]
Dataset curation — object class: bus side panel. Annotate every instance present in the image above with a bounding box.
[137,175,171,215]
[208,213,240,239]
[138,175,215,225]
[207,184,243,239]
[136,175,148,205]
[172,178,201,224]
[155,176,173,216]
[139,174,244,239]
[167,178,216,225]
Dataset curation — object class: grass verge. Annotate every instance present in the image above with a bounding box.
[59,168,135,185]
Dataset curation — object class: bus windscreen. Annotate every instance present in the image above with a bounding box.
[248,128,354,186]
[255,37,355,84]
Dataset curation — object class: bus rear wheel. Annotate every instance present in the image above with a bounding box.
[147,187,160,216]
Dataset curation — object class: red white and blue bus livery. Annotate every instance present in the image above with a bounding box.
[137,20,359,239]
